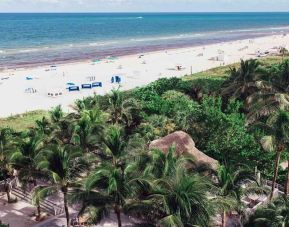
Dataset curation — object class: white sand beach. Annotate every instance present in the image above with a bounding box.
[0,34,288,118]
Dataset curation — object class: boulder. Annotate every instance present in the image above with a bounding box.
[149,131,219,170]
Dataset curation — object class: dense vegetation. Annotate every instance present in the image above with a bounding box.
[1,56,289,226]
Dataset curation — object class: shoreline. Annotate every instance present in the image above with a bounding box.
[0,33,288,118]
[0,32,282,71]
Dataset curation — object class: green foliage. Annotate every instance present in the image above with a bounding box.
[184,96,269,169]
[246,195,289,227]
[9,132,45,188]
[137,114,176,140]
[49,105,64,124]
[0,223,9,227]
[133,77,191,114]
[125,146,214,226]
[151,174,213,226]
[0,110,49,131]
[2,57,289,226]
[0,128,14,181]
[71,107,106,151]
[161,90,197,117]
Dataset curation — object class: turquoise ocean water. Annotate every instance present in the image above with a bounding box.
[0,12,289,68]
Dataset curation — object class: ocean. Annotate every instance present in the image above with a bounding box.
[0,12,289,68]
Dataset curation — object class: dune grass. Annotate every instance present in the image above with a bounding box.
[0,110,49,131]
[184,55,284,81]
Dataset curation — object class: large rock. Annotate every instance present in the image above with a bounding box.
[149,131,219,170]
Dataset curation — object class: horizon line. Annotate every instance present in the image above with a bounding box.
[1,11,289,14]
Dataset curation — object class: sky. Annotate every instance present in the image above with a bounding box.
[0,0,289,12]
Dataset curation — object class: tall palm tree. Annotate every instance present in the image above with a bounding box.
[74,126,147,227]
[280,47,288,62]
[0,128,15,202]
[256,110,289,200]
[147,171,213,226]
[10,132,44,188]
[31,185,53,219]
[71,108,106,152]
[37,144,86,226]
[78,161,146,227]
[51,114,76,145]
[108,89,140,127]
[247,60,289,123]
[247,93,289,124]
[222,59,268,101]
[126,146,221,226]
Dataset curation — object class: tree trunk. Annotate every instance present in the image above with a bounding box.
[285,155,289,195]
[6,188,11,202]
[37,203,41,218]
[113,111,118,125]
[222,211,226,227]
[63,189,70,227]
[114,205,122,227]
[270,151,281,201]
[4,180,11,202]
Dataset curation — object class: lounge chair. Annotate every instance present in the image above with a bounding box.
[92,82,102,88]
[81,84,92,89]
[68,86,80,92]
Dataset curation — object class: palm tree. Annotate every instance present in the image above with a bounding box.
[71,108,106,152]
[275,60,289,90]
[0,128,14,202]
[256,110,289,200]
[108,89,140,128]
[31,185,53,219]
[247,60,289,123]
[74,126,147,227]
[141,145,194,179]
[72,95,100,113]
[49,105,64,124]
[37,144,87,226]
[247,93,289,124]
[51,114,76,145]
[216,165,264,227]
[126,146,220,226]
[280,47,288,62]
[148,172,213,226]
[222,59,268,101]
[78,162,146,227]
[35,117,52,136]
[79,151,213,227]
[10,132,44,188]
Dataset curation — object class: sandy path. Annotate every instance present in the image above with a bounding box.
[0,194,36,227]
